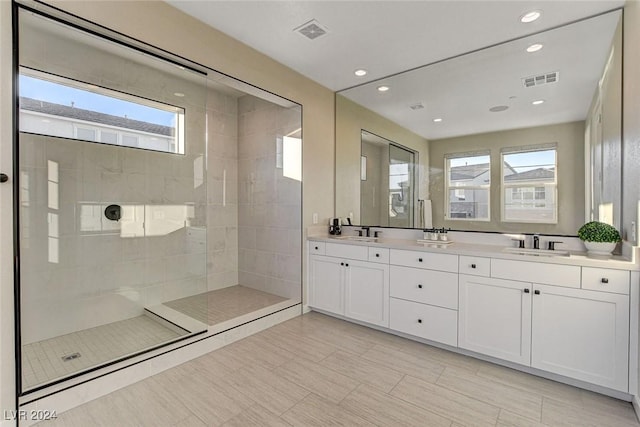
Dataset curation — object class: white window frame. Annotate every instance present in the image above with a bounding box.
[444,153,491,222]
[501,147,558,224]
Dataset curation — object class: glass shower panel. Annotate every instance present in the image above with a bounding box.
[18,10,208,392]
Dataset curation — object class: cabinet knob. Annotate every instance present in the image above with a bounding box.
[0,173,8,183]
[534,290,540,295]
[340,262,344,266]
[471,263,477,269]
[315,246,318,250]
[601,278,609,284]
[345,263,349,267]
[524,288,530,293]
[375,253,380,257]
[418,284,423,289]
[418,258,423,262]
[417,319,422,323]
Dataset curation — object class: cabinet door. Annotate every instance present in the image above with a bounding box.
[309,255,344,315]
[344,259,390,327]
[531,284,629,391]
[459,274,532,365]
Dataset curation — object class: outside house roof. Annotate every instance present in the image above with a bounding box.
[20,97,174,137]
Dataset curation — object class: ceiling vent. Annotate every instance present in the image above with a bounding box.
[294,19,329,40]
[409,102,425,111]
[522,71,559,88]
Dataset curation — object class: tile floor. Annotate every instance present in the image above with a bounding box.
[37,312,640,426]
[22,315,187,391]
[163,285,289,325]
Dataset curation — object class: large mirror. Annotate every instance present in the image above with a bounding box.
[336,10,622,235]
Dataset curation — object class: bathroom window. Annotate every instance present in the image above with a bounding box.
[18,68,185,154]
[445,153,490,221]
[502,147,557,223]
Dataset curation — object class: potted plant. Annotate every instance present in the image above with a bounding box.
[577,221,621,257]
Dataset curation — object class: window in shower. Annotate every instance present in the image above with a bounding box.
[19,68,185,154]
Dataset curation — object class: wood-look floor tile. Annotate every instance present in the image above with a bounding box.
[541,397,640,427]
[260,328,337,362]
[80,393,145,427]
[274,357,360,404]
[163,373,253,426]
[390,375,500,427]
[319,350,404,393]
[340,384,452,427]
[476,363,584,407]
[580,389,639,423]
[437,366,543,422]
[223,364,309,416]
[361,344,445,383]
[172,415,207,427]
[219,334,296,370]
[281,393,376,426]
[222,404,291,427]
[36,404,100,427]
[115,377,192,426]
[497,409,550,427]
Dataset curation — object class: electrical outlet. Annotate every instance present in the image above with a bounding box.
[312,213,318,224]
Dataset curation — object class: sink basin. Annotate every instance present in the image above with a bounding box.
[503,247,570,257]
[332,235,378,242]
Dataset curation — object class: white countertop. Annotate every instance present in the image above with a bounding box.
[308,235,639,271]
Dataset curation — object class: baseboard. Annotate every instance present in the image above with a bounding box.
[633,395,640,422]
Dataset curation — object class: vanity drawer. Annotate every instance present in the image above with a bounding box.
[368,247,390,264]
[309,241,326,255]
[325,242,368,261]
[390,249,458,273]
[390,266,458,309]
[491,259,580,288]
[459,256,490,277]
[390,298,457,347]
[581,267,629,295]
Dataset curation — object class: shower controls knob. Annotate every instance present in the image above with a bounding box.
[0,173,8,183]
[104,204,122,221]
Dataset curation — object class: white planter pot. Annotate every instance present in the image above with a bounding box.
[583,241,616,258]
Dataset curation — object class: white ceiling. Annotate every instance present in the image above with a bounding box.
[167,1,624,140]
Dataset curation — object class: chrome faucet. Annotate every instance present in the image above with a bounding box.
[533,234,540,249]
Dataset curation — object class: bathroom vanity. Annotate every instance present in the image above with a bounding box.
[308,234,638,396]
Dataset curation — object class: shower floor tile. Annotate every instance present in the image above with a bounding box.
[22,315,187,391]
[163,285,289,325]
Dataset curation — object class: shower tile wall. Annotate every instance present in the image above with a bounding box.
[237,96,302,300]
[206,89,240,291]
[19,133,208,345]
[19,13,211,346]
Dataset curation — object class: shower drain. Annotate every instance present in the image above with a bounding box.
[61,352,81,362]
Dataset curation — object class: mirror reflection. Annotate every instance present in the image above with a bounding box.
[336,10,622,235]
[361,131,417,227]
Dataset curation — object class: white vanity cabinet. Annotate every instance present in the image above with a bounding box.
[531,283,629,391]
[389,250,459,346]
[458,275,532,365]
[308,238,635,394]
[308,242,390,327]
[459,263,630,392]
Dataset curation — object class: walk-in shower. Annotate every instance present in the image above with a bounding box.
[16,4,302,395]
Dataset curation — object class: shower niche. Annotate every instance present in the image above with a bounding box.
[16,6,302,394]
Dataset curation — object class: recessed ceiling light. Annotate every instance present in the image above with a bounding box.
[174,92,185,97]
[354,69,367,77]
[489,105,509,112]
[532,99,545,105]
[526,43,543,53]
[377,85,390,92]
[520,10,542,23]
[433,118,443,123]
